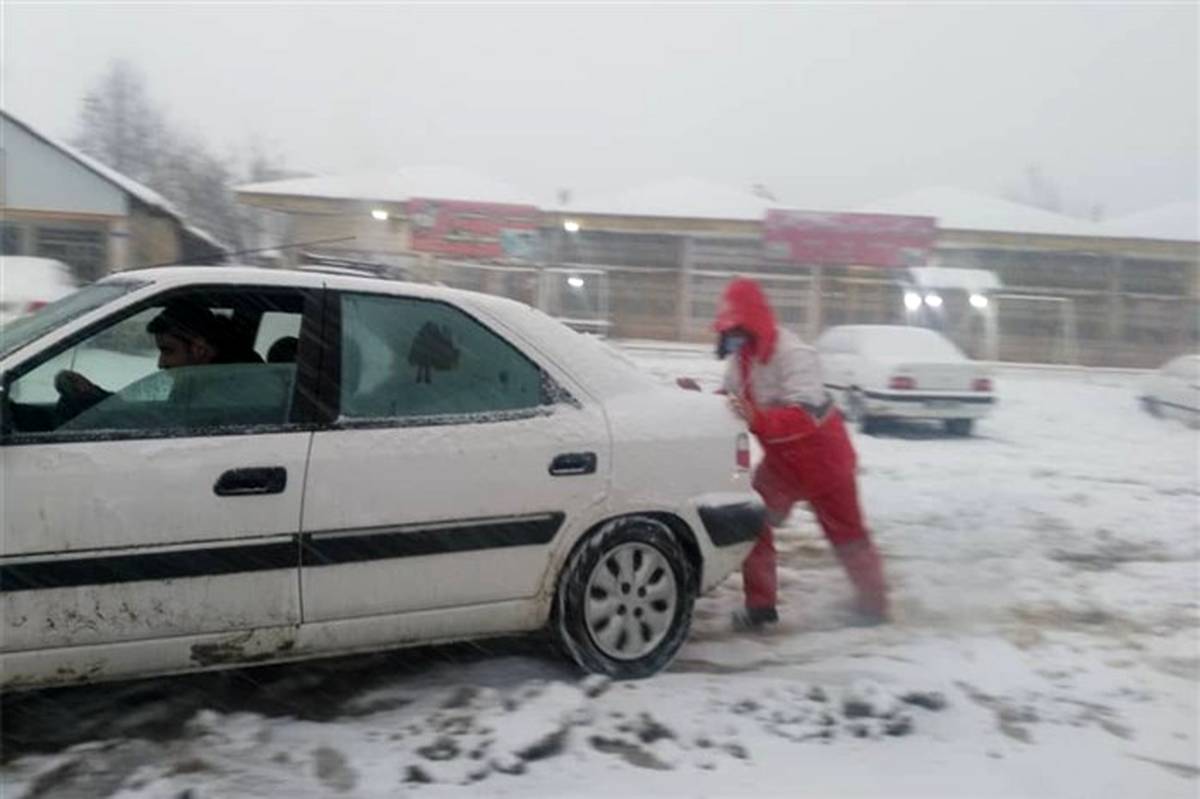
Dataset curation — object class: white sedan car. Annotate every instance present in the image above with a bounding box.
[1139,354,1200,427]
[0,256,77,326]
[816,324,995,436]
[0,266,762,688]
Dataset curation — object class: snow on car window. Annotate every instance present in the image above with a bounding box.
[859,328,965,361]
[340,293,549,419]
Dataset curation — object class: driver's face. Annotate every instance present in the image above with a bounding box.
[155,333,214,370]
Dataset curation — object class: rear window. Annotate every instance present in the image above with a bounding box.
[859,328,965,361]
[471,297,658,398]
[817,329,853,354]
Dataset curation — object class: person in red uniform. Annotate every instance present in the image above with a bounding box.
[714,278,889,629]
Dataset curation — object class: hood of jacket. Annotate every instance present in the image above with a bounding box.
[713,277,778,363]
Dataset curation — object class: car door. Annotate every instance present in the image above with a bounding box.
[299,290,610,623]
[0,285,320,658]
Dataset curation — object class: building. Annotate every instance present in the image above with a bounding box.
[236,165,539,265]
[1,109,225,282]
[235,169,1198,368]
[856,188,1199,367]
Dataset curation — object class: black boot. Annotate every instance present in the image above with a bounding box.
[731,606,779,631]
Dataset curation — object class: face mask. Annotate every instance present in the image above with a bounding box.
[718,332,750,359]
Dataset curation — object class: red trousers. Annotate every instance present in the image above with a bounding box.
[743,414,888,617]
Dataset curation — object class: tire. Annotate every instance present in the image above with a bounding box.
[944,418,974,437]
[553,516,697,679]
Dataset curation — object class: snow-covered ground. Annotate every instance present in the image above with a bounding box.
[2,348,1197,798]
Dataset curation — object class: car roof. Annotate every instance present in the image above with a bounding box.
[101,264,528,315]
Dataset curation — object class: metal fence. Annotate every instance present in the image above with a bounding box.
[347,254,1195,368]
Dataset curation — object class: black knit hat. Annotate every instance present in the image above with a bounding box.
[145,300,221,345]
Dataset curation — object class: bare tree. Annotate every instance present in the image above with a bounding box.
[75,59,303,258]
[75,59,166,185]
[1004,164,1110,222]
[1006,164,1062,213]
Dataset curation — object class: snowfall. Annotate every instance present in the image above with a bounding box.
[2,345,1197,799]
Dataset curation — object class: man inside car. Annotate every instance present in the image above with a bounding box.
[54,300,253,418]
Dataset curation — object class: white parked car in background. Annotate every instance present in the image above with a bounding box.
[0,256,78,326]
[0,266,762,689]
[816,324,995,436]
[1139,354,1199,427]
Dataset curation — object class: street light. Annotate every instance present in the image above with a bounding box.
[567,276,586,289]
[924,293,943,309]
[371,209,389,221]
[563,220,581,233]
[904,292,923,311]
[969,293,989,309]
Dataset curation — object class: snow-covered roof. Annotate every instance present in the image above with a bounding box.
[179,223,226,254]
[1,109,227,253]
[563,177,780,221]
[236,165,540,207]
[1108,201,1198,242]
[856,186,1111,239]
[908,266,1001,293]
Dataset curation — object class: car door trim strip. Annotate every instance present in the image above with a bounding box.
[300,513,566,567]
[0,514,567,592]
[0,540,297,593]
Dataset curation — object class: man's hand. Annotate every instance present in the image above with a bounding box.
[54,370,102,399]
[727,394,750,421]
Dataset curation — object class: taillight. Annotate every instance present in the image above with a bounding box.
[889,375,917,390]
[973,378,993,392]
[736,432,751,471]
[24,300,48,314]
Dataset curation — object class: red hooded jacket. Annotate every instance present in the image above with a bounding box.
[716,278,857,498]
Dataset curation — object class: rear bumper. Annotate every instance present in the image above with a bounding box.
[864,390,995,420]
[698,500,766,547]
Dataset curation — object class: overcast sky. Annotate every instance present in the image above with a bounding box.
[3,3,1196,216]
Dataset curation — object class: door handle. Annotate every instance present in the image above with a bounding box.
[549,452,597,477]
[214,467,288,497]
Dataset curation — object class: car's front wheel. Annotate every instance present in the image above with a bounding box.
[554,517,696,679]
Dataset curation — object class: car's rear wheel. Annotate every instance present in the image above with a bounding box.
[554,517,696,679]
[944,418,974,436]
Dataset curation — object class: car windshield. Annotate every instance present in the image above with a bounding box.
[0,281,144,360]
[860,328,965,361]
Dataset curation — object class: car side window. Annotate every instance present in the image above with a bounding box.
[3,289,306,440]
[340,293,550,421]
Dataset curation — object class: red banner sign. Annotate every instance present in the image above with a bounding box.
[763,210,937,267]
[408,198,542,260]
